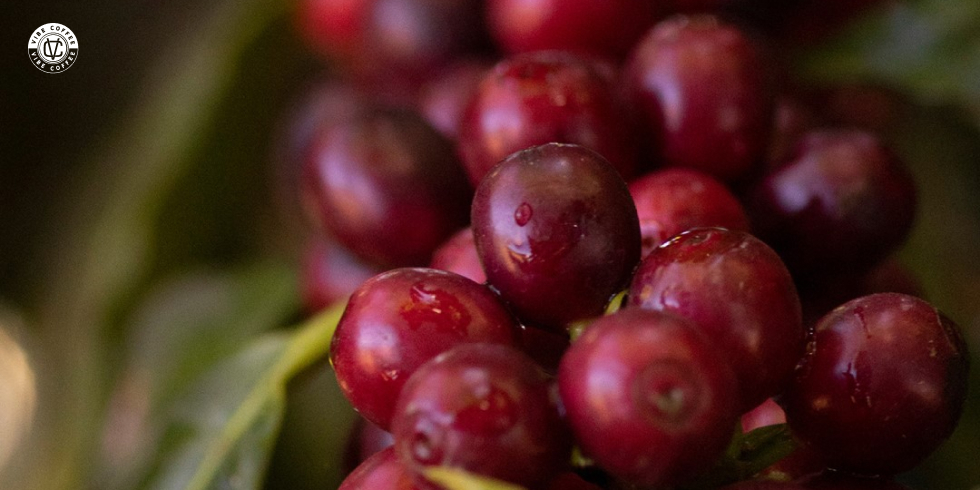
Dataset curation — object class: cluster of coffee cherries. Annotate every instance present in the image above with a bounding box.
[284,0,971,488]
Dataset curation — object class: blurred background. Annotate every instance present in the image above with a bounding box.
[2,0,979,489]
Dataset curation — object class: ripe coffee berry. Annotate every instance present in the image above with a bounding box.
[781,293,969,476]
[625,15,775,183]
[559,309,739,486]
[428,227,486,284]
[417,60,490,140]
[628,168,750,257]
[486,0,657,60]
[749,129,917,280]
[471,143,641,331]
[392,344,571,488]
[330,268,520,429]
[303,107,470,267]
[458,52,641,185]
[629,228,804,411]
[338,447,422,490]
[300,237,382,313]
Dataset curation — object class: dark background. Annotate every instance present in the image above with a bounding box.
[2,1,186,305]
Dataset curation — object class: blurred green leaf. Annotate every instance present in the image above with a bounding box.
[424,467,529,490]
[6,0,314,488]
[885,104,980,490]
[96,263,298,489]
[136,303,344,490]
[801,0,980,124]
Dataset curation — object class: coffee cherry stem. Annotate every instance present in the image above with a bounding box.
[681,424,799,490]
[605,290,628,315]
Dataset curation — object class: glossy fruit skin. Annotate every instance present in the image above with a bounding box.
[300,238,382,313]
[331,268,520,429]
[558,309,739,486]
[303,107,471,267]
[628,228,804,411]
[418,60,490,140]
[768,95,818,165]
[360,0,488,83]
[625,15,775,183]
[741,397,786,432]
[428,227,486,284]
[628,168,750,257]
[299,0,487,85]
[458,52,641,185]
[781,293,970,476]
[338,447,423,490]
[296,0,375,64]
[471,143,641,330]
[392,344,571,488]
[485,0,657,60]
[748,129,916,280]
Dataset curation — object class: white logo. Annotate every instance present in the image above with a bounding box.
[28,23,78,73]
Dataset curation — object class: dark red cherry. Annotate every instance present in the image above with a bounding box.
[781,293,969,475]
[338,447,424,490]
[625,15,775,183]
[485,0,657,60]
[471,143,641,330]
[628,228,804,411]
[296,0,375,64]
[359,0,489,84]
[628,168,750,256]
[768,95,819,165]
[428,228,486,284]
[392,344,571,488]
[559,309,739,486]
[300,237,383,313]
[330,268,520,429]
[418,60,491,140]
[458,52,641,185]
[748,129,916,280]
[303,107,471,267]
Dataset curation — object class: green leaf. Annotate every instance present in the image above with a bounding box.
[682,424,798,490]
[800,0,980,124]
[423,467,529,490]
[96,263,298,489]
[137,303,345,490]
